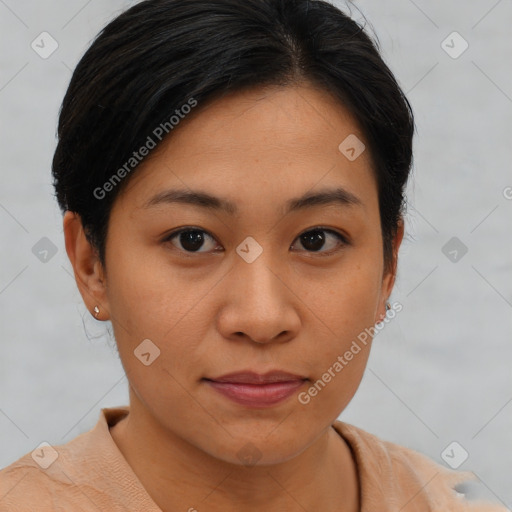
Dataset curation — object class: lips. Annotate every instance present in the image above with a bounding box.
[203,370,308,408]
[207,370,308,384]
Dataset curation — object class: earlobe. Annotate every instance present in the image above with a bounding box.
[376,219,405,324]
[386,218,405,294]
[63,211,110,320]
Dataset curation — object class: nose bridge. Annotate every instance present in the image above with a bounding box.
[219,236,298,343]
[233,237,286,312]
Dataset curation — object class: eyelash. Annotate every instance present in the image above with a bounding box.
[162,226,349,257]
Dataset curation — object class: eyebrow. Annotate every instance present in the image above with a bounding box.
[142,186,363,215]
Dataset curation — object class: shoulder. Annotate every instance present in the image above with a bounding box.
[0,453,84,511]
[333,420,509,512]
[0,406,132,512]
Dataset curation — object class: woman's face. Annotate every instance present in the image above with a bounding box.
[80,84,400,465]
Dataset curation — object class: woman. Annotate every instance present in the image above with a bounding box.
[0,0,508,510]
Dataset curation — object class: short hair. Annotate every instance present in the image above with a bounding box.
[52,0,414,273]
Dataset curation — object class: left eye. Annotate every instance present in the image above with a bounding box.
[164,227,347,255]
[291,228,348,255]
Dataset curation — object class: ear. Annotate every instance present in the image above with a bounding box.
[375,218,404,323]
[63,211,110,320]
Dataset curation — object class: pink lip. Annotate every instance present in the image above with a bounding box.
[204,371,308,408]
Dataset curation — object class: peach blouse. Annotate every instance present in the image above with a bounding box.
[0,406,508,511]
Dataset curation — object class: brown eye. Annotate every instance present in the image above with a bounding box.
[165,228,220,253]
[163,226,348,256]
[291,228,348,255]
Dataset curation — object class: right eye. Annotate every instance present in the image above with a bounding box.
[163,227,222,254]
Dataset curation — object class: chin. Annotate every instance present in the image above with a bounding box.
[200,428,310,468]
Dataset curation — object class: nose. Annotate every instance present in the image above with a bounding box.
[216,250,301,345]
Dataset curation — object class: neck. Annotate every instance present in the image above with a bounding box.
[110,389,360,512]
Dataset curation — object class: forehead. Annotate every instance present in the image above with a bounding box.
[167,84,367,158]
[117,84,377,213]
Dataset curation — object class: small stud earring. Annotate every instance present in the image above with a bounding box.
[93,305,100,318]
[385,302,391,311]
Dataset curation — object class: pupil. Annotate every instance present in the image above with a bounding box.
[181,230,204,251]
[302,230,325,251]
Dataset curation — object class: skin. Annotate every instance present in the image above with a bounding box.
[64,83,404,512]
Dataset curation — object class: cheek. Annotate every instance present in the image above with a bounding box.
[293,251,382,405]
[105,239,200,339]
[104,256,208,421]
[104,241,214,388]
[303,251,382,336]
[294,289,376,421]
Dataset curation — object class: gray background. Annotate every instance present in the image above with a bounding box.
[1,0,511,508]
